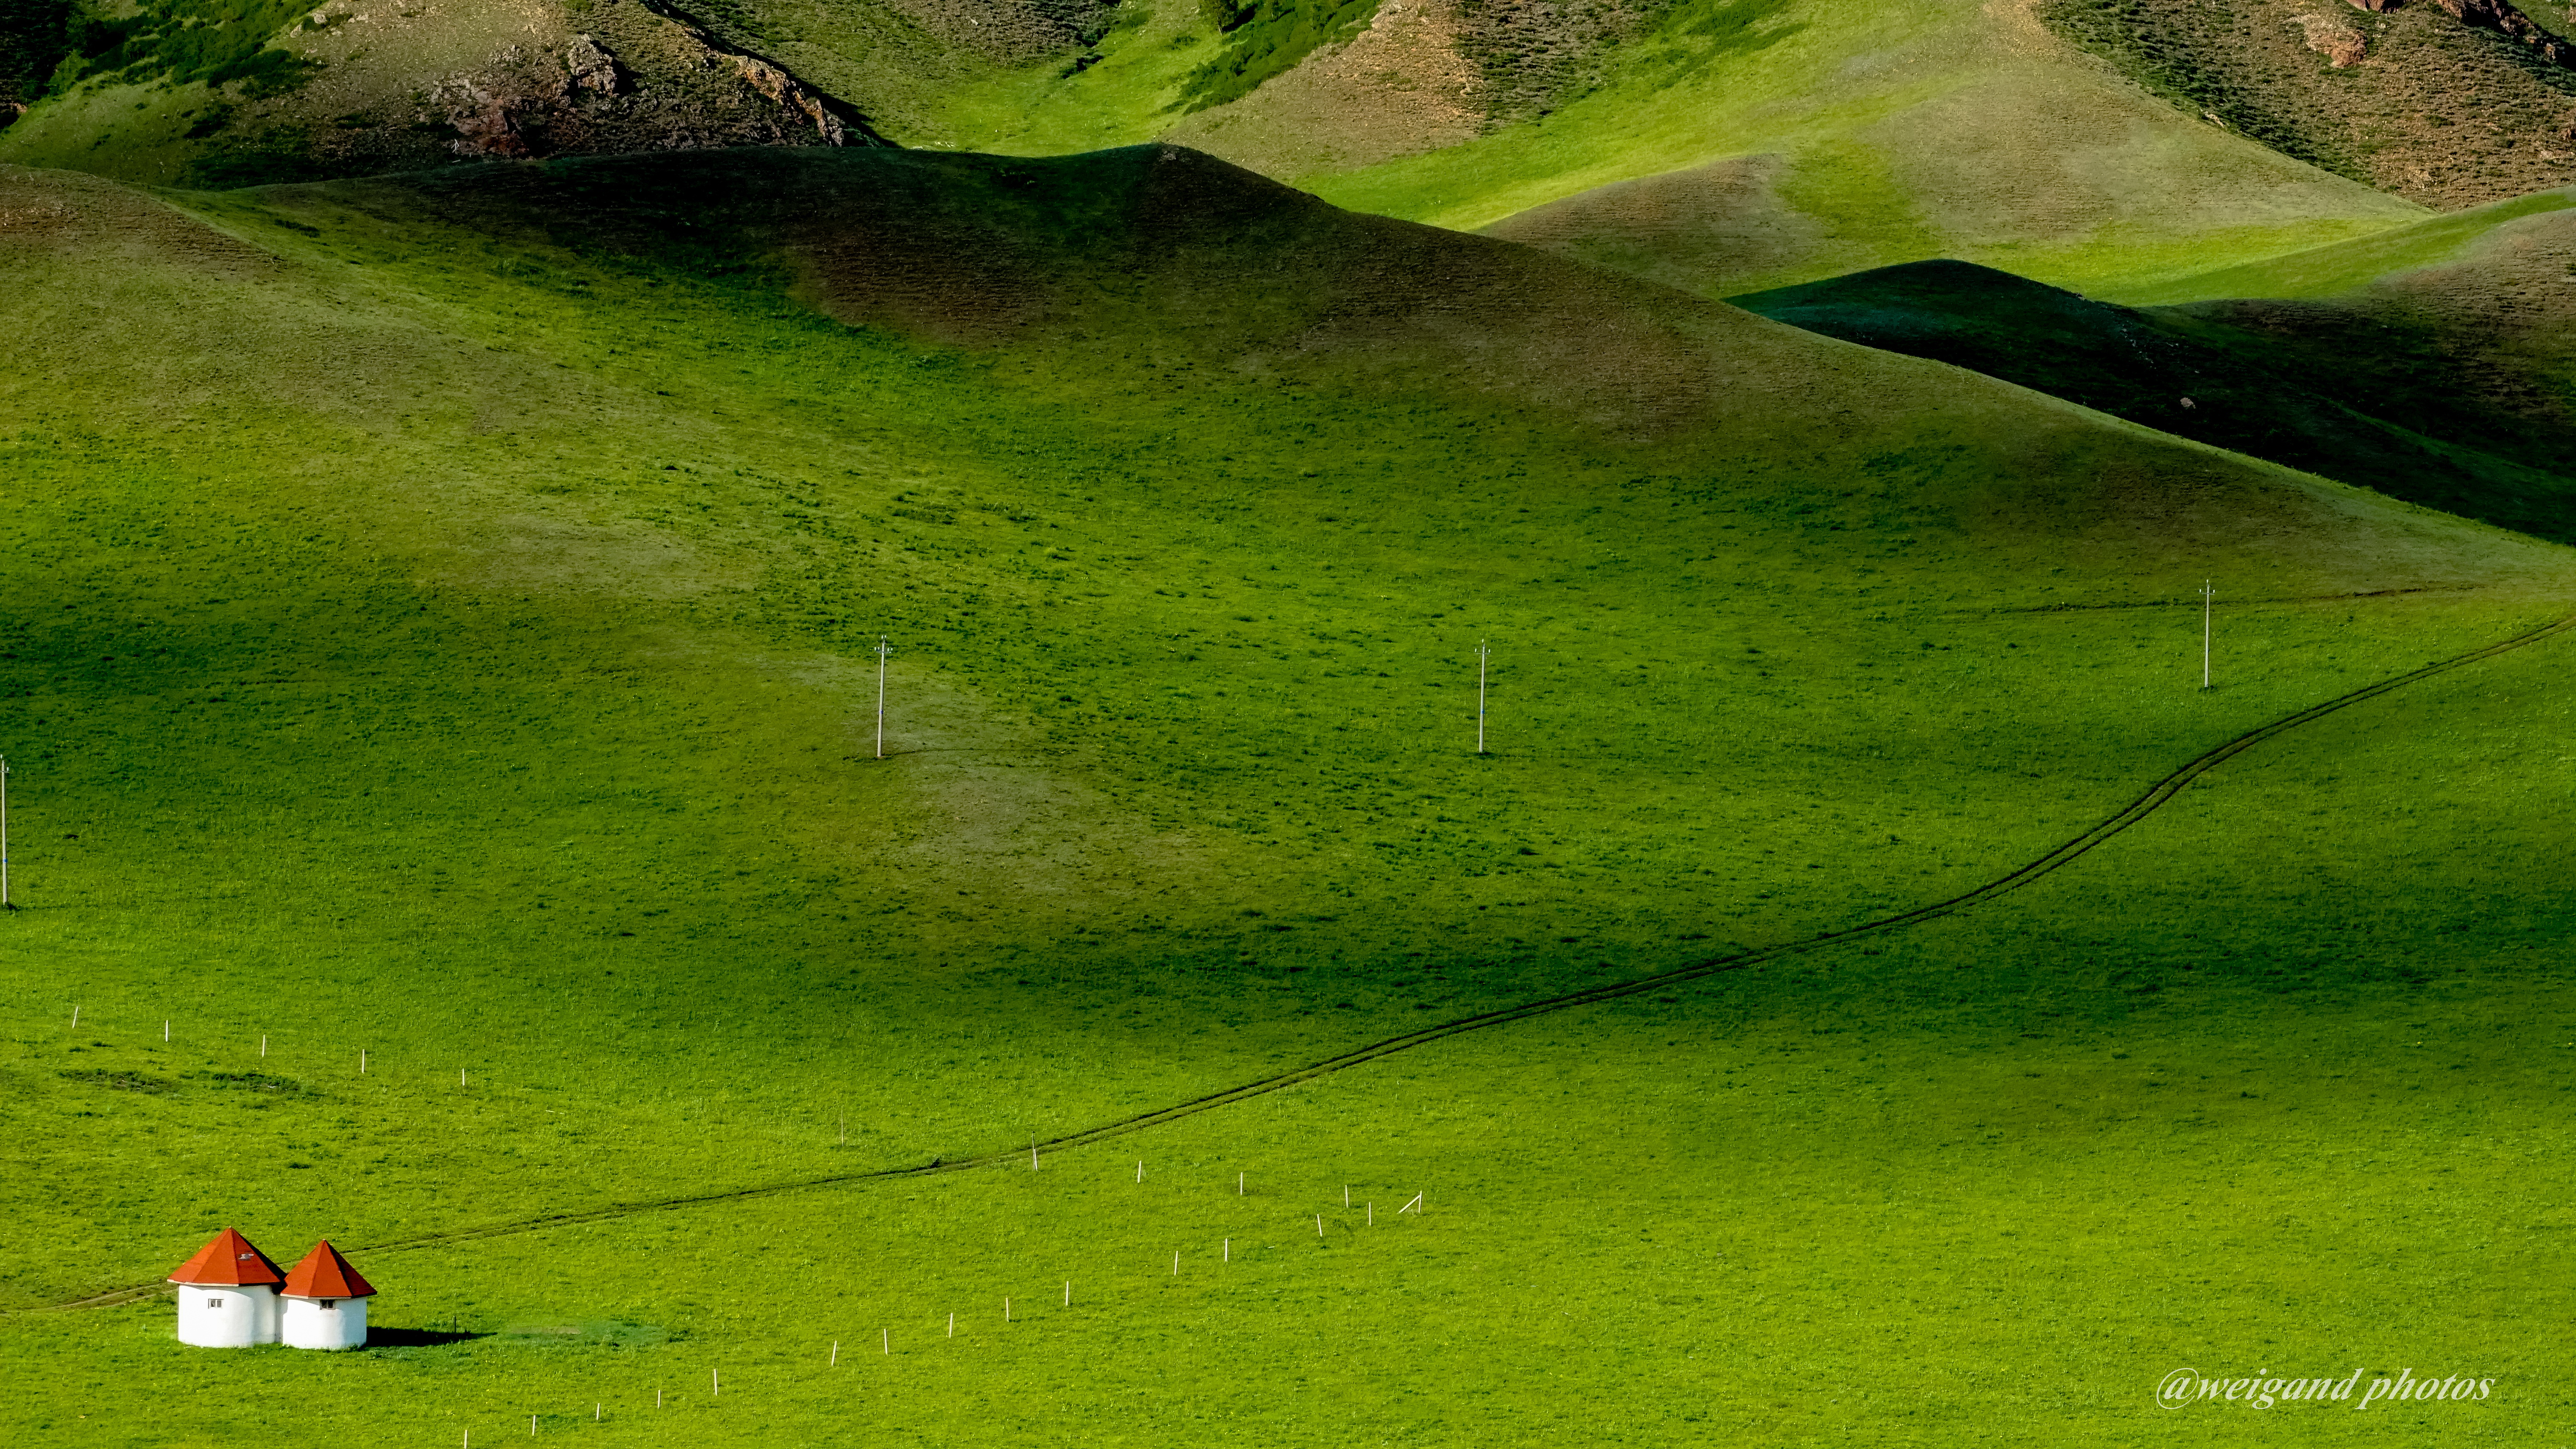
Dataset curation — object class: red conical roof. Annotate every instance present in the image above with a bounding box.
[281,1240,376,1300]
[168,1228,284,1287]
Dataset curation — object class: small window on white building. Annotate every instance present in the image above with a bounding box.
[208,1297,222,1308]
[321,1299,337,1309]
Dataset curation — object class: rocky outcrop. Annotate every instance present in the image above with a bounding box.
[2351,0,2576,65]
[437,75,533,159]
[429,42,623,159]
[2441,0,2576,64]
[631,0,873,147]
[721,51,860,147]
[565,34,627,97]
[422,2,886,162]
[2295,13,2370,64]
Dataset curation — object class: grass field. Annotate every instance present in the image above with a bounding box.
[5,148,2574,1445]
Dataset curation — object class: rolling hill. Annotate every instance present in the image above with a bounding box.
[1731,253,2576,544]
[1728,180,2576,547]
[2,0,2446,299]
[7,142,2576,1444]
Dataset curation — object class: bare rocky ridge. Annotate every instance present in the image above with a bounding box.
[9,0,888,186]
[412,0,876,163]
[2425,0,2576,67]
[383,0,886,167]
[2304,0,2573,66]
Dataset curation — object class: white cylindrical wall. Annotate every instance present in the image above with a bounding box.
[176,1285,279,1347]
[281,1295,368,1350]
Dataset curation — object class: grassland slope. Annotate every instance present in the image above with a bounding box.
[2108,187,2576,532]
[1733,256,2576,544]
[288,142,2050,439]
[9,143,2576,1445]
[285,142,2451,466]
[888,0,2427,303]
[1420,0,2428,300]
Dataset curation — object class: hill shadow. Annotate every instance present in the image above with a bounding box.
[1732,259,2576,547]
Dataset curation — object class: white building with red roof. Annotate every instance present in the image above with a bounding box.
[279,1240,377,1350]
[168,1228,285,1347]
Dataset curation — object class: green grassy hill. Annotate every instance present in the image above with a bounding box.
[1725,185,2576,552]
[912,0,2436,300]
[1732,256,2576,545]
[6,145,2576,1444]
[1410,0,2427,299]
[2113,179,2576,303]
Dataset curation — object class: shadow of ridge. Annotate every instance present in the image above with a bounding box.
[365,1326,486,1347]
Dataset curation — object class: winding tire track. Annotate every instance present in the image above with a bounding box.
[38,608,2576,1313]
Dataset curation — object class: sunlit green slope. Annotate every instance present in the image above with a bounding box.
[899,0,2433,298]
[2110,184,2576,305]
[1438,0,2427,297]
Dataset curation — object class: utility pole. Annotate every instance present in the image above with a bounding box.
[875,635,891,759]
[2199,579,2215,691]
[1476,641,1491,755]
[2,753,11,910]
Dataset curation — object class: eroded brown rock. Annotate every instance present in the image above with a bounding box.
[565,35,626,97]
[2340,0,2576,64]
[723,52,856,147]
[2294,13,2370,64]
[2432,0,2576,65]
[422,3,883,162]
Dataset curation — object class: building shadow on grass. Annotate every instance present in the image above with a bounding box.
[365,1326,486,1348]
